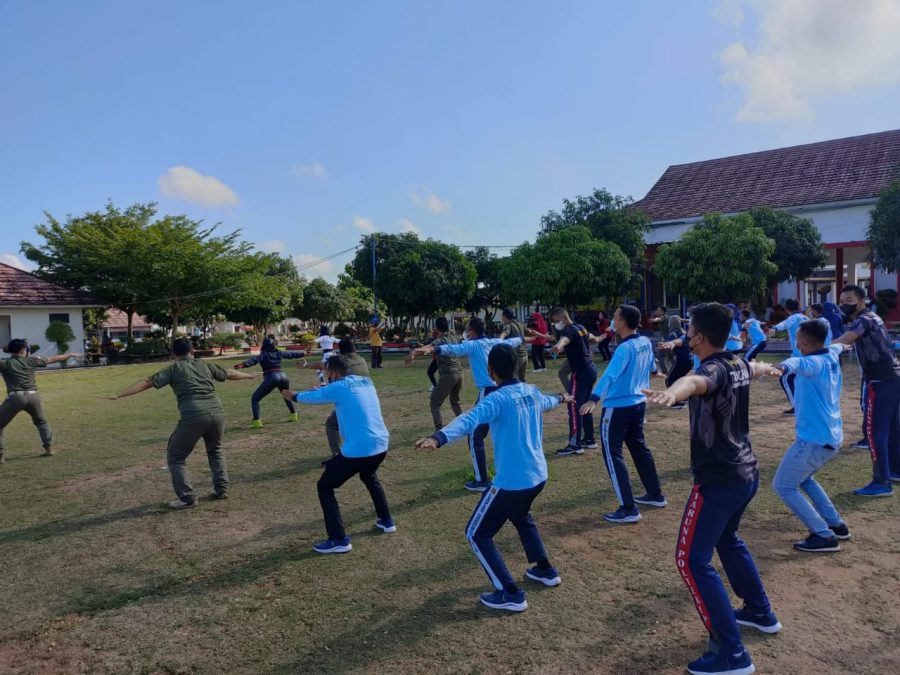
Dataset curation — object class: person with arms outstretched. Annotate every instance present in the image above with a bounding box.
[234,337,305,428]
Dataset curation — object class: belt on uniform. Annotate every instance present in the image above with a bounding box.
[8,390,37,396]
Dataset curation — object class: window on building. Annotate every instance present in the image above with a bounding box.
[49,313,70,324]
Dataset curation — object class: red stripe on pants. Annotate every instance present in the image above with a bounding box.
[866,383,877,465]
[676,485,712,632]
[569,372,578,440]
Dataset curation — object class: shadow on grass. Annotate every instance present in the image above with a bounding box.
[0,503,167,544]
[228,456,327,485]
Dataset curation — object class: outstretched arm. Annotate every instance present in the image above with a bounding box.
[641,374,708,407]
[226,369,257,380]
[46,352,80,365]
[101,378,154,400]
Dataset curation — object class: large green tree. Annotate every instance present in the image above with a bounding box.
[747,207,827,282]
[498,226,632,306]
[225,254,304,333]
[463,247,509,322]
[295,277,351,326]
[653,213,778,301]
[867,181,900,272]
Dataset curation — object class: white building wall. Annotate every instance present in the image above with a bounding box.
[0,306,87,358]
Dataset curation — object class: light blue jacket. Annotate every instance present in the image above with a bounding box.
[434,381,560,490]
[434,336,524,389]
[779,345,843,448]
[589,334,657,408]
[294,375,389,457]
[743,318,766,345]
[773,313,807,357]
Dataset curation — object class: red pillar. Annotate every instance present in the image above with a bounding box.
[869,261,876,294]
[835,247,844,291]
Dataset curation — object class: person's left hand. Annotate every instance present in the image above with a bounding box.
[415,437,438,449]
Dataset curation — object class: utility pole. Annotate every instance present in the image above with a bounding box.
[370,235,377,317]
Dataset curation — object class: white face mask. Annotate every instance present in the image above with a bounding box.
[554,321,565,331]
[610,320,616,332]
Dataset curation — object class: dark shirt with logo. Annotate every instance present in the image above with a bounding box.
[848,310,900,382]
[561,323,595,373]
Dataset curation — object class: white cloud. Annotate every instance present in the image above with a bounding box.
[293,253,334,278]
[715,0,900,122]
[409,186,451,214]
[158,166,240,207]
[352,216,376,233]
[712,0,744,27]
[291,162,327,178]
[258,239,288,254]
[0,253,34,271]
[396,218,421,235]
[440,224,474,240]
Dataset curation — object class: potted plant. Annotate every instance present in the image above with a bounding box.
[45,321,75,367]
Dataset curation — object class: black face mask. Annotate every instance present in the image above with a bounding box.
[840,303,859,318]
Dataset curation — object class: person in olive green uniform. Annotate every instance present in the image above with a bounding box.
[0,339,77,463]
[102,338,256,508]
[407,318,464,430]
[300,337,370,455]
[500,308,529,382]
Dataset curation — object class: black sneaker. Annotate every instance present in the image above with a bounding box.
[208,491,228,500]
[829,523,851,540]
[555,445,584,456]
[782,408,795,415]
[793,533,840,553]
[850,438,869,450]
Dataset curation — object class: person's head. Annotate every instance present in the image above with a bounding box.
[597,310,607,320]
[261,337,277,353]
[784,298,800,313]
[3,338,28,356]
[369,316,379,326]
[487,343,518,384]
[434,317,450,335]
[839,284,867,318]
[740,309,751,320]
[687,302,732,358]
[796,320,828,355]
[324,354,350,382]
[653,305,667,319]
[466,317,486,339]
[550,307,571,331]
[172,337,194,357]
[614,305,641,337]
[807,303,824,319]
[338,337,356,354]
[319,325,331,336]
[500,308,515,324]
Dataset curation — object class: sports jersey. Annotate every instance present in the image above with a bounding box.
[559,323,594,373]
[689,352,757,485]
[725,320,743,351]
[589,334,657,408]
[847,310,900,381]
[778,345,843,448]
[666,331,691,360]
[315,335,339,351]
[742,318,766,346]
[772,313,806,357]
[434,336,523,389]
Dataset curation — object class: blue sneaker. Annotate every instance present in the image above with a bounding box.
[853,482,894,498]
[634,493,668,508]
[890,474,900,484]
[524,566,561,587]
[375,518,396,533]
[313,537,352,554]
[479,589,528,612]
[464,480,490,493]
[687,648,755,675]
[603,506,642,524]
[734,606,782,634]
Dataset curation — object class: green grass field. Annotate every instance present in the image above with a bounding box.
[1,355,898,674]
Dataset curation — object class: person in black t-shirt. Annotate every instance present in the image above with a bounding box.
[643,303,781,675]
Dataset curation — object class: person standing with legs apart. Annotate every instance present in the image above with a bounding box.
[740,310,767,362]
[413,318,524,492]
[368,318,384,369]
[832,284,900,497]
[529,312,547,372]
[0,339,77,463]
[101,338,256,508]
[581,306,666,524]
[314,326,339,383]
[284,355,395,553]
[643,303,780,675]
[234,337,305,428]
[415,344,571,612]
[499,308,529,382]
[769,321,850,552]
[407,318,464,430]
[768,297,805,415]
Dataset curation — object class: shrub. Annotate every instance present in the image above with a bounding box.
[384,327,404,342]
[333,322,353,338]
[126,338,170,356]
[208,332,245,351]
[45,321,75,354]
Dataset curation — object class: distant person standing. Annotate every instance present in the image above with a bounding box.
[0,339,77,462]
[368,318,385,369]
[500,308,529,381]
[529,312,548,372]
[406,318,464,430]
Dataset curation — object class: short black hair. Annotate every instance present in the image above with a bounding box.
[4,338,27,354]
[338,337,356,354]
[618,305,641,330]
[689,302,732,348]
[785,298,800,312]
[841,284,865,300]
[740,309,751,319]
[467,317,486,335]
[809,303,823,315]
[488,343,518,380]
[435,317,450,332]
[172,337,193,356]
[655,305,667,314]
[501,308,516,321]
[319,325,331,336]
[325,354,349,375]
[798,319,828,344]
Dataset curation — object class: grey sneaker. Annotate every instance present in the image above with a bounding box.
[168,499,197,509]
[43,445,55,456]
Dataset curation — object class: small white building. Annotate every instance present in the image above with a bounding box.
[0,262,101,356]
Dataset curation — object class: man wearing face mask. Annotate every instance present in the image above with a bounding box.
[832,284,900,497]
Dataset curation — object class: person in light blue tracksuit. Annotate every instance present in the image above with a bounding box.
[772,320,850,553]
[769,298,806,414]
[415,343,570,613]
[725,304,743,353]
[580,305,665,525]
[740,309,767,362]
[413,317,524,493]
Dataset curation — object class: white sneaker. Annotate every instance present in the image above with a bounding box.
[428,385,435,392]
[168,499,197,509]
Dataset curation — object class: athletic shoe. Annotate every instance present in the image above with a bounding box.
[734,605,782,634]
[669,402,687,410]
[289,412,299,423]
[634,493,668,508]
[208,491,228,500]
[479,589,528,612]
[829,523,851,540]
[851,438,869,450]
[581,441,598,450]
[687,648,755,675]
[853,482,894,498]
[793,533,840,553]
[375,518,397,533]
[43,445,54,456]
[168,499,197,510]
[555,445,584,456]
[525,566,561,587]
[428,385,435,393]
[890,474,900,484]
[464,480,490,493]
[603,506,642,524]
[782,408,795,415]
[313,538,352,554]
[250,419,263,429]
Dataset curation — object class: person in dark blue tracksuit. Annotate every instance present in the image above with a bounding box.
[413,317,524,493]
[415,344,571,612]
[643,302,780,675]
[235,337,306,428]
[581,305,665,524]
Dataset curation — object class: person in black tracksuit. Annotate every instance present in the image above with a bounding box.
[235,337,306,427]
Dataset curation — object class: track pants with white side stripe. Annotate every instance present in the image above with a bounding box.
[864,378,900,485]
[780,372,796,407]
[676,473,772,654]
[466,482,550,593]
[600,403,663,509]
[468,386,497,483]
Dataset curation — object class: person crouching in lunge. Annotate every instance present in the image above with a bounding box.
[415,344,572,612]
[284,355,395,554]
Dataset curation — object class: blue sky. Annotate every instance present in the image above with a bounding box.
[2,0,900,281]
